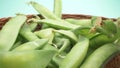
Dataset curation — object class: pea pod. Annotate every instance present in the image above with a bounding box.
[65,18,91,27]
[0,50,57,68]
[58,38,70,53]
[43,44,58,52]
[34,28,54,44]
[54,0,62,18]
[20,23,39,41]
[13,39,48,51]
[80,43,119,68]
[89,34,117,49]
[102,20,117,35]
[60,37,89,68]
[54,30,78,42]
[0,15,27,51]
[86,34,117,57]
[50,39,70,67]
[29,22,38,31]
[33,19,79,30]
[10,41,23,50]
[30,1,60,20]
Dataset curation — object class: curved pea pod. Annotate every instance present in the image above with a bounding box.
[34,19,79,30]
[20,23,39,41]
[50,39,70,67]
[54,30,78,42]
[58,38,70,53]
[51,55,64,67]
[0,15,27,51]
[85,33,118,58]
[80,43,119,68]
[89,34,117,49]
[60,37,89,68]
[54,0,62,18]
[65,19,92,27]
[13,39,48,51]
[29,1,60,20]
[34,28,54,44]
[0,50,57,68]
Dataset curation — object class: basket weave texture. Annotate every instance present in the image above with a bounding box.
[0,14,120,68]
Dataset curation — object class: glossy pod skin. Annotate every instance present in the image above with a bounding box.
[34,19,79,30]
[54,30,78,42]
[20,23,39,41]
[80,43,119,68]
[0,50,57,68]
[13,39,48,51]
[0,15,27,51]
[34,28,54,44]
[65,18,92,27]
[60,37,89,68]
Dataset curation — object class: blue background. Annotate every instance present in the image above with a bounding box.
[0,0,120,18]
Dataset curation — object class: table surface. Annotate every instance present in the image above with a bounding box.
[0,0,120,18]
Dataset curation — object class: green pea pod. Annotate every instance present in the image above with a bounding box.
[54,0,62,18]
[60,37,89,68]
[50,39,70,67]
[20,23,39,41]
[34,19,79,30]
[13,39,48,51]
[34,28,54,44]
[102,20,117,35]
[65,19,92,27]
[10,35,27,50]
[30,1,60,20]
[10,41,23,50]
[43,43,58,51]
[29,22,38,31]
[85,33,118,59]
[51,55,64,67]
[47,63,58,68]
[0,50,57,68]
[54,30,78,42]
[89,34,117,49]
[58,38,70,53]
[80,43,119,68]
[52,34,65,48]
[0,15,27,51]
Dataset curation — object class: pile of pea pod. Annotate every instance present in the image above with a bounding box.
[0,0,120,68]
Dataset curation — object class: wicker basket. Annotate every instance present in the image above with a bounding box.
[0,14,120,68]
